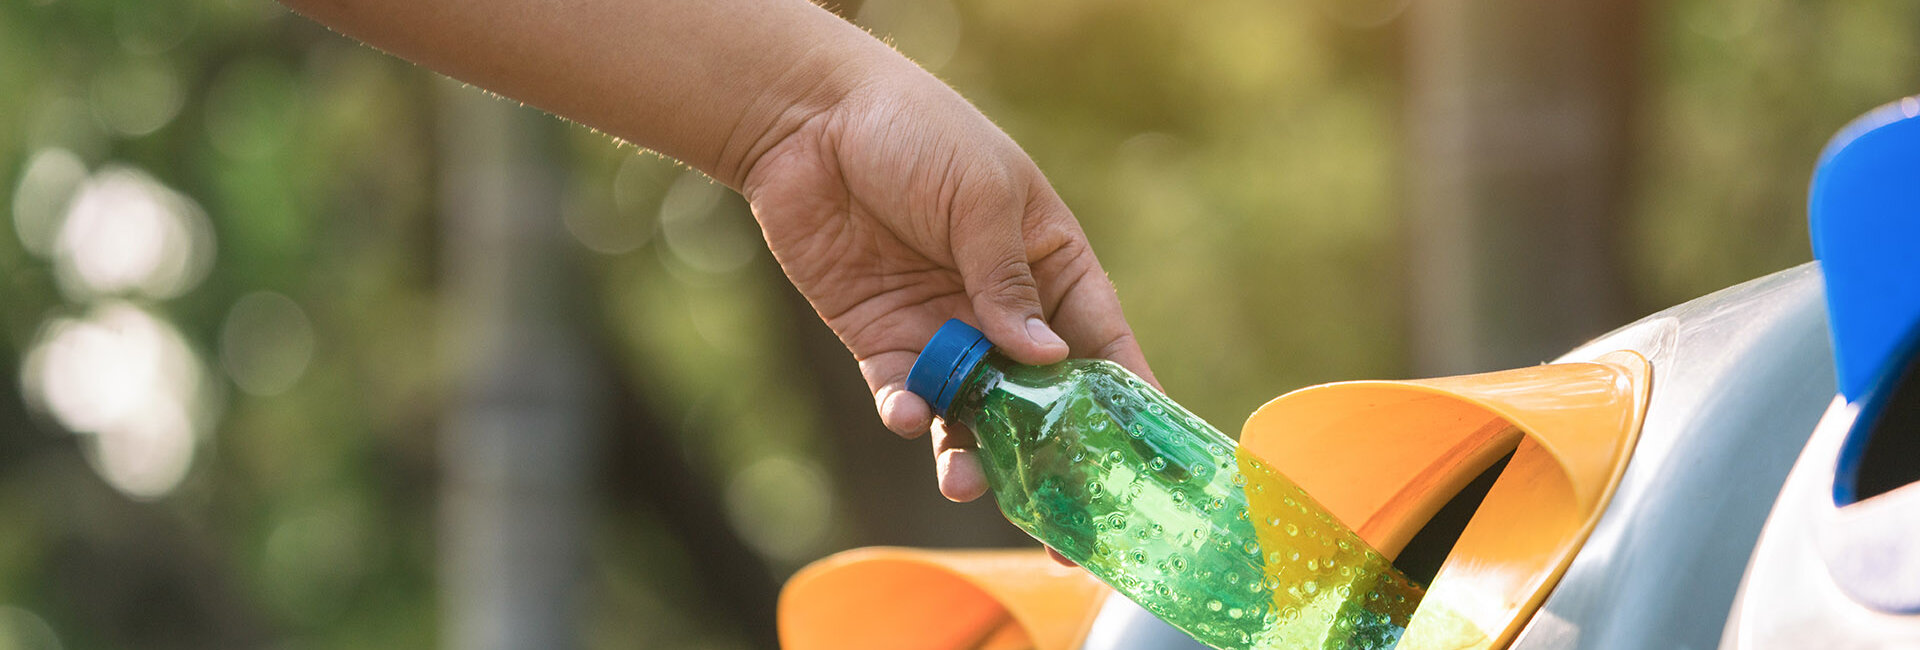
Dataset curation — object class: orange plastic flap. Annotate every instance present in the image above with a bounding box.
[778,547,1109,650]
[1239,351,1650,650]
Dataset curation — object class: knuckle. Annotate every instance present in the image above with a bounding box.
[1093,329,1141,361]
[947,161,1022,225]
[1031,236,1095,276]
[978,261,1041,310]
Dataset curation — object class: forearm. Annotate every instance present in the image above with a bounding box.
[280,0,907,187]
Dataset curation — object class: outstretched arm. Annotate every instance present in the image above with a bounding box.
[280,0,1158,504]
[281,0,876,188]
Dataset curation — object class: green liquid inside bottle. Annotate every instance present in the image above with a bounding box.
[909,321,1423,650]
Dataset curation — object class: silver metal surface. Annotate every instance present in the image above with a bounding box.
[1511,262,1837,650]
[1078,594,1212,650]
[1720,398,1920,648]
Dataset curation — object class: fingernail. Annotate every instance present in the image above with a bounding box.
[879,389,928,438]
[1025,317,1066,349]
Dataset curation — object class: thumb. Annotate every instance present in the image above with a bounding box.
[953,226,1070,366]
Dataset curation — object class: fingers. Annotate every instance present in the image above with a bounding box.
[874,382,933,439]
[939,420,1081,570]
[931,419,987,502]
[939,410,1071,564]
[854,330,988,501]
[1082,319,1160,391]
[948,175,1071,367]
[851,307,968,439]
[1026,195,1162,391]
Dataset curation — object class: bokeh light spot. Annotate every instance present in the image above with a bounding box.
[21,302,210,500]
[88,398,196,500]
[262,500,371,624]
[220,291,316,396]
[54,166,215,300]
[563,154,660,255]
[113,0,199,56]
[724,455,834,564]
[658,171,757,274]
[10,148,87,258]
[91,60,185,137]
[0,606,62,650]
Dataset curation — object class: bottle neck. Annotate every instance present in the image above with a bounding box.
[942,350,1013,429]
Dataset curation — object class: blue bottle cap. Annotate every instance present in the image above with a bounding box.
[907,319,995,416]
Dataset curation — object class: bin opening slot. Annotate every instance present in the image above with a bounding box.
[1840,339,1920,504]
[1393,450,1515,585]
[1239,351,1650,650]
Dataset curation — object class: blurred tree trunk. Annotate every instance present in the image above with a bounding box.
[1405,0,1640,375]
[593,314,782,646]
[436,81,598,650]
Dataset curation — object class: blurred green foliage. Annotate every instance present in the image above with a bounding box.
[0,0,1915,648]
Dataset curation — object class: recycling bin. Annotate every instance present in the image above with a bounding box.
[1720,98,1920,649]
[774,100,1920,650]
[778,256,1835,650]
[1503,262,1832,649]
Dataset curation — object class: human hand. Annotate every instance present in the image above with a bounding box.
[739,66,1159,507]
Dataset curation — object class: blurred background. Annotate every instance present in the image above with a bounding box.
[0,0,1915,647]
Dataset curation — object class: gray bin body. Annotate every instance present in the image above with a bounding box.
[1720,395,1920,649]
[1512,263,1835,649]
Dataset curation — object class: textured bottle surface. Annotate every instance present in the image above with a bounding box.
[948,354,1423,650]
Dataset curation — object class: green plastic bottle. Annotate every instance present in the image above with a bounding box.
[907,319,1423,650]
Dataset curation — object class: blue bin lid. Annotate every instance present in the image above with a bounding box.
[1810,97,1920,615]
[1811,97,1920,403]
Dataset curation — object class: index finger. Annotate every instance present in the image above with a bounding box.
[1048,263,1159,391]
[1029,243,1160,391]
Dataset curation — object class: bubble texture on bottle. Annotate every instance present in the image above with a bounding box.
[943,353,1423,649]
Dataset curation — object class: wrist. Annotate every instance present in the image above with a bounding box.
[710,25,905,189]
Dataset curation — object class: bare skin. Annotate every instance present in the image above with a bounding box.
[278,0,1158,545]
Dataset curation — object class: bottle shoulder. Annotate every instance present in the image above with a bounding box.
[957,355,1167,423]
[1077,358,1153,387]
[1006,357,1142,383]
